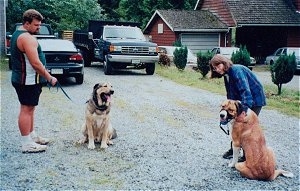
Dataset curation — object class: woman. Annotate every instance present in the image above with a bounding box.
[209,54,266,160]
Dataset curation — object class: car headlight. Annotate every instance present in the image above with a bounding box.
[109,45,122,52]
[149,47,157,53]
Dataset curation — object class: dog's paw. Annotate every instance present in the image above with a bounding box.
[88,143,96,149]
[107,140,113,145]
[100,143,108,149]
[228,162,236,168]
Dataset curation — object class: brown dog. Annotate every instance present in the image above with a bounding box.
[219,100,293,180]
[78,83,116,149]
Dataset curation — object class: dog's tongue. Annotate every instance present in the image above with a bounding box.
[106,95,111,102]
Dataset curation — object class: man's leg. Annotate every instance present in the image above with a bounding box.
[19,104,47,153]
[19,105,35,136]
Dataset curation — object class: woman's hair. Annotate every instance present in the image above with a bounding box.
[23,9,43,24]
[209,54,233,78]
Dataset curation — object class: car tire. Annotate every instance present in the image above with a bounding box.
[146,63,155,75]
[75,74,84,84]
[104,56,113,75]
[82,50,91,67]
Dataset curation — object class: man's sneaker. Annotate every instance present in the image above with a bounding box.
[32,136,50,145]
[222,148,233,159]
[22,142,47,153]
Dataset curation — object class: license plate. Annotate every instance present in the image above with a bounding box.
[132,59,141,64]
[51,69,63,74]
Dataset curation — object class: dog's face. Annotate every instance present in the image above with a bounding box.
[219,100,242,124]
[93,83,114,109]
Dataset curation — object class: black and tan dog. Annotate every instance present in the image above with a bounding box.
[78,83,117,149]
[219,99,293,180]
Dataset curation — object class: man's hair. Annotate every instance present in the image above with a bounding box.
[22,9,43,24]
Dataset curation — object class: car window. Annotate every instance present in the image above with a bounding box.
[38,40,77,52]
[287,48,300,56]
[275,49,283,56]
[103,26,146,40]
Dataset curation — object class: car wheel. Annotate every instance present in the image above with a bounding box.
[104,56,113,75]
[75,74,84,84]
[82,51,91,67]
[146,63,155,75]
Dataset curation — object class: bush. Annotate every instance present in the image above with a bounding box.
[270,53,296,95]
[173,46,187,70]
[158,53,171,66]
[231,45,251,68]
[197,51,213,78]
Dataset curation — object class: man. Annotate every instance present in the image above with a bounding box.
[11,9,57,153]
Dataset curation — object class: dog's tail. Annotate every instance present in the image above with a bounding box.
[270,169,294,180]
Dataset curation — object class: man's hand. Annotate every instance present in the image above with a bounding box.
[49,76,58,86]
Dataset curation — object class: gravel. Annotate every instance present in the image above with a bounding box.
[1,65,299,190]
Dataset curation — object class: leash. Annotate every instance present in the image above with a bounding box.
[47,81,87,105]
[219,118,232,135]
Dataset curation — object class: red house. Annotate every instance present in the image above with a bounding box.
[143,10,228,54]
[144,0,300,63]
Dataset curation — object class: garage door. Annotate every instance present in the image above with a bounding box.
[181,33,220,54]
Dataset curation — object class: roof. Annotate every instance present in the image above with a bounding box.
[195,0,300,26]
[144,9,228,33]
[227,0,300,26]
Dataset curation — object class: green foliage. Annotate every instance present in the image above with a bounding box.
[197,51,213,78]
[117,0,198,28]
[231,45,251,67]
[172,40,182,47]
[6,0,198,32]
[270,53,296,95]
[6,0,106,32]
[173,46,188,70]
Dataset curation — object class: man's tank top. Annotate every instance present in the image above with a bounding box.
[11,30,46,85]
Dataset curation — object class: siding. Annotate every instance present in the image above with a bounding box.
[148,17,176,46]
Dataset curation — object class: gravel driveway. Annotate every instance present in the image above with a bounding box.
[1,65,299,190]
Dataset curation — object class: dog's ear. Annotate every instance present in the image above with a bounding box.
[235,101,244,115]
[93,83,100,90]
[235,101,248,115]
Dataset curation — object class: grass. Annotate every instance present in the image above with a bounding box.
[155,64,299,118]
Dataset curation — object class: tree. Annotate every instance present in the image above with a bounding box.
[270,53,297,95]
[117,0,198,28]
[173,46,187,70]
[231,45,251,68]
[6,0,106,32]
[197,51,212,78]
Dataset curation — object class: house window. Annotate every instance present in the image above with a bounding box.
[158,24,163,34]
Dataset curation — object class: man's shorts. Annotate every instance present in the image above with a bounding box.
[12,83,42,106]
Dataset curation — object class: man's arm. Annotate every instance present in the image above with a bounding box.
[17,33,57,85]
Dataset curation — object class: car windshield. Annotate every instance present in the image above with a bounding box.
[103,26,146,40]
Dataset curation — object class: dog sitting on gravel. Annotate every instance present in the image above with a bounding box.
[78,83,117,149]
[219,99,293,180]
